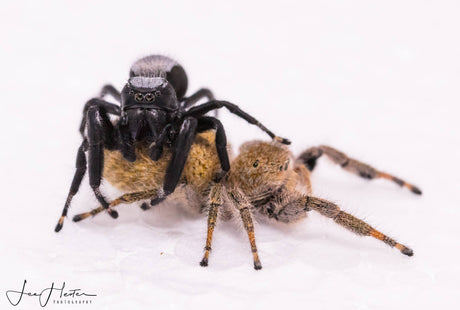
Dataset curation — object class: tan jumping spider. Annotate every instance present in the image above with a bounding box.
[69,131,420,270]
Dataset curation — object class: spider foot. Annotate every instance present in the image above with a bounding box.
[410,186,422,195]
[73,213,90,222]
[54,216,65,232]
[107,208,118,219]
[140,202,151,210]
[200,257,209,267]
[399,245,414,256]
[273,136,291,145]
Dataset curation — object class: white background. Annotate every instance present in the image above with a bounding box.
[1,1,459,309]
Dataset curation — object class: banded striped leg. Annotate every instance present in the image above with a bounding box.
[200,183,223,267]
[230,189,262,270]
[305,196,413,256]
[72,190,157,222]
[297,145,422,195]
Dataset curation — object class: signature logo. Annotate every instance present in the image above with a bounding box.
[5,280,97,307]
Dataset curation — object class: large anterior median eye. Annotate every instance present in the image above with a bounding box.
[145,93,155,102]
[135,93,144,102]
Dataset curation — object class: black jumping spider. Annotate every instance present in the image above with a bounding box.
[55,55,289,232]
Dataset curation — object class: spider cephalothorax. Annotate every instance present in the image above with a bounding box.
[55,55,290,232]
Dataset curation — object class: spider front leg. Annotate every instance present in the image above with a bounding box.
[197,116,230,175]
[184,100,291,145]
[263,194,413,256]
[79,98,121,136]
[297,145,422,195]
[86,105,119,219]
[200,183,223,267]
[150,117,198,207]
[229,189,262,270]
[303,196,414,256]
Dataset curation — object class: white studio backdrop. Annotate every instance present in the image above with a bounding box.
[0,1,459,309]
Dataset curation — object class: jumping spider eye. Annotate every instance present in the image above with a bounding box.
[129,90,134,95]
[135,93,144,102]
[253,160,259,168]
[155,90,161,97]
[145,93,155,102]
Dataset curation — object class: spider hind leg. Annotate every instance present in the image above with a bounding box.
[297,145,422,195]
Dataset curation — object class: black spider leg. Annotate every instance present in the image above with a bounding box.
[181,88,219,118]
[117,118,136,162]
[197,116,230,180]
[182,88,214,109]
[55,139,88,232]
[79,98,121,136]
[99,84,121,102]
[150,117,198,207]
[86,105,119,219]
[184,100,291,145]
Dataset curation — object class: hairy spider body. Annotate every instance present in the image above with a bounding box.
[55,55,289,232]
[72,131,222,222]
[102,131,221,194]
[72,138,421,270]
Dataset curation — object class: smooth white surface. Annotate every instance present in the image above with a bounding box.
[1,1,459,309]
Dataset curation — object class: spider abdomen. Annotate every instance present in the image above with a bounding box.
[103,131,220,193]
[129,55,188,99]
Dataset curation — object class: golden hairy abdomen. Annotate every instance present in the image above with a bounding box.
[103,131,221,193]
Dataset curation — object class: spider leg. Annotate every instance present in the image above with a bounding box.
[54,139,88,232]
[181,88,214,109]
[73,190,158,222]
[297,145,422,195]
[200,183,222,267]
[197,116,230,175]
[182,88,218,117]
[303,196,413,256]
[86,105,119,219]
[183,100,291,145]
[150,117,198,207]
[99,84,121,102]
[79,98,121,136]
[118,120,136,162]
[229,189,262,270]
